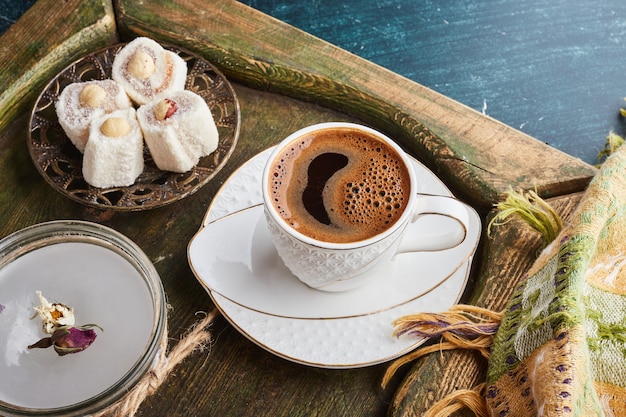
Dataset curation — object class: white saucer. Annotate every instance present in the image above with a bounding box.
[188,147,481,368]
[190,202,478,319]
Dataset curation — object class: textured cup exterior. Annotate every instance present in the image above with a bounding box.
[261,122,417,292]
[264,209,405,291]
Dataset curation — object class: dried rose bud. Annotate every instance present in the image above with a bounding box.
[33,291,75,334]
[154,98,178,121]
[28,324,102,356]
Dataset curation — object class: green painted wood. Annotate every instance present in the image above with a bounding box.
[0,0,118,134]
[0,0,605,415]
[114,0,597,212]
[4,1,625,167]
[240,0,626,167]
[0,78,402,415]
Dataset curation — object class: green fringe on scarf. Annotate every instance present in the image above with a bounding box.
[385,131,626,416]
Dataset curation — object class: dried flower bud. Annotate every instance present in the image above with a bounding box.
[33,291,75,334]
[101,117,131,137]
[79,84,106,108]
[127,51,156,79]
[154,98,178,121]
[28,324,102,356]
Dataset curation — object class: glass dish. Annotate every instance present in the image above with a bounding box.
[0,220,166,416]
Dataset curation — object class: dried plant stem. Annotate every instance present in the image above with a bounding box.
[382,305,502,388]
[598,131,625,164]
[423,382,489,417]
[94,309,219,417]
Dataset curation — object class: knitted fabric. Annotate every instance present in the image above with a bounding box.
[386,144,626,416]
[485,144,626,416]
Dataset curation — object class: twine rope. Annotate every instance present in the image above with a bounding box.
[93,309,219,417]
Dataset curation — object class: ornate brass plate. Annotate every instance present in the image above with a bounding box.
[28,44,240,211]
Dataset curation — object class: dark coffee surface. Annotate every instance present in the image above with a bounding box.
[269,128,410,243]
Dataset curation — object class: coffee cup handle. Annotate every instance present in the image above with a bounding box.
[395,195,470,254]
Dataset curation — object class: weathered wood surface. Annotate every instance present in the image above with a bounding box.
[0,0,118,134]
[0,0,599,416]
[239,1,626,168]
[113,0,596,212]
[389,193,585,416]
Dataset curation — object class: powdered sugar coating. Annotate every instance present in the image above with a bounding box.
[137,90,219,173]
[111,37,187,105]
[82,108,144,188]
[55,80,132,152]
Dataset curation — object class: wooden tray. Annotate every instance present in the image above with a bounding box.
[0,0,596,415]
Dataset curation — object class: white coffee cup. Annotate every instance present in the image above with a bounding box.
[262,122,471,292]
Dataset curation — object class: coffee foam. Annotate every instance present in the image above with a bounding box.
[269,128,410,244]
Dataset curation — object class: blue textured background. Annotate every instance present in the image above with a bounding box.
[0,0,35,31]
[241,0,626,166]
[3,0,626,166]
